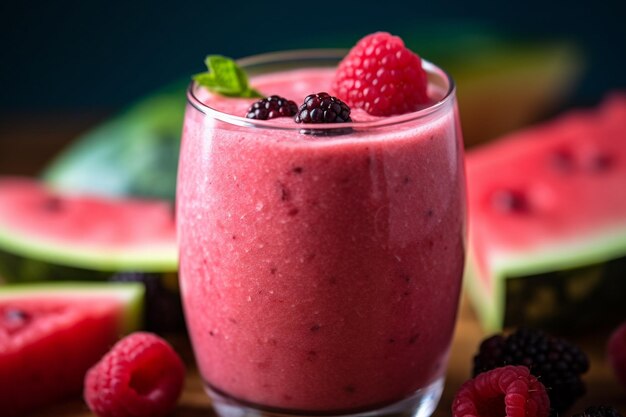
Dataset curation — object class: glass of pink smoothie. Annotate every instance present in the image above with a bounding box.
[177,50,466,417]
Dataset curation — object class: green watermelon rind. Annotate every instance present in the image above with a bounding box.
[0,223,178,272]
[464,225,626,332]
[0,281,145,334]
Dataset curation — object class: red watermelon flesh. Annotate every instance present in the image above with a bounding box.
[465,94,626,331]
[0,283,143,416]
[0,177,177,272]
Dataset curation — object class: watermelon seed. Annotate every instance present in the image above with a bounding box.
[588,153,614,172]
[41,196,63,212]
[491,189,529,214]
[4,308,29,323]
[548,148,575,173]
[3,308,30,333]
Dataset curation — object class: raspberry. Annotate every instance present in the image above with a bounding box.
[608,321,626,388]
[573,406,624,417]
[332,32,429,116]
[246,95,298,120]
[473,328,588,415]
[452,365,550,417]
[84,332,185,417]
[294,92,352,124]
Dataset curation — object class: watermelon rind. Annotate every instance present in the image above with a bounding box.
[490,226,626,277]
[0,224,177,272]
[0,281,145,334]
[465,225,626,332]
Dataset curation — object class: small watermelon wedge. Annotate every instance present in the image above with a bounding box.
[0,282,144,416]
[0,177,177,278]
[465,93,626,333]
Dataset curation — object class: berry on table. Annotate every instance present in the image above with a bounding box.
[333,32,429,116]
[452,365,550,417]
[84,332,185,417]
[246,95,298,120]
[472,327,589,415]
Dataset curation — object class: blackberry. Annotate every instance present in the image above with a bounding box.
[110,272,185,333]
[573,406,624,417]
[295,92,352,124]
[246,95,298,120]
[472,328,589,415]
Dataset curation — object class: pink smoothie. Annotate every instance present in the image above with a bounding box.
[177,67,465,412]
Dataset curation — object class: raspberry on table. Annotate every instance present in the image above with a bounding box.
[452,365,550,417]
[84,332,185,417]
[332,32,429,116]
[472,328,589,415]
[246,95,298,120]
[608,321,626,388]
[573,406,624,417]
[294,92,352,124]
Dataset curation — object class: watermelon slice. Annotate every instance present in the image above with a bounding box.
[0,282,143,416]
[0,177,177,282]
[465,94,626,333]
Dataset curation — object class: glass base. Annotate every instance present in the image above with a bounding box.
[206,378,444,417]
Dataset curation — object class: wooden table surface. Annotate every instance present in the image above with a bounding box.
[1,113,624,416]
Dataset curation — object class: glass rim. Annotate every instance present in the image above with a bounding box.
[186,49,457,131]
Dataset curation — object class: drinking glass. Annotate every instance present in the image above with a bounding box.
[177,50,466,417]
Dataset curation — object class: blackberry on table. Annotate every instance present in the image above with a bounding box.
[472,327,589,415]
[246,95,298,120]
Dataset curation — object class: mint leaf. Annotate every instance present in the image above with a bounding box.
[206,56,243,93]
[193,55,262,98]
[193,72,217,88]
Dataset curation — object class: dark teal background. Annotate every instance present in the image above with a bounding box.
[1,0,625,111]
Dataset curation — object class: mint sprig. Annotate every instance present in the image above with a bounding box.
[193,55,262,98]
